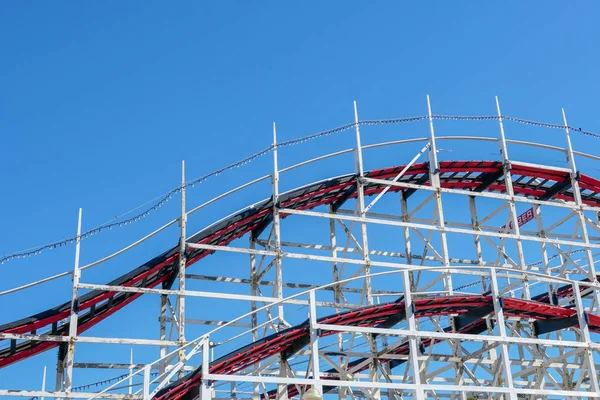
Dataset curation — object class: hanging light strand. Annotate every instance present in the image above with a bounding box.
[27,371,160,399]
[455,249,594,292]
[3,114,599,265]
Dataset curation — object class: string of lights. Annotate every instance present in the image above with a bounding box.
[504,116,600,139]
[454,249,595,292]
[28,371,160,399]
[2,114,599,265]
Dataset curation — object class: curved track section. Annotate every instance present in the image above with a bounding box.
[2,161,600,369]
[271,281,599,399]
[155,280,600,400]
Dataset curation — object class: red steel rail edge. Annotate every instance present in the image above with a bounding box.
[157,288,600,400]
[1,161,600,396]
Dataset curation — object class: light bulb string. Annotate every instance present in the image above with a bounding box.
[27,371,160,399]
[2,114,598,265]
[454,249,595,292]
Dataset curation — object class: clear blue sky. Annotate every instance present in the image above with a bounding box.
[2,0,600,393]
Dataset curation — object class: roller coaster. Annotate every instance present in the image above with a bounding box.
[2,99,600,400]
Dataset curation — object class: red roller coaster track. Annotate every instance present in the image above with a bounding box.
[2,161,600,397]
[155,285,600,400]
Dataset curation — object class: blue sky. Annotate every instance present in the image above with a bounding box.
[2,0,600,394]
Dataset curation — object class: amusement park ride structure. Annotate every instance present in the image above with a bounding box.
[2,96,600,400]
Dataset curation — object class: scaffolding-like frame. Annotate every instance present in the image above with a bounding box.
[2,97,600,400]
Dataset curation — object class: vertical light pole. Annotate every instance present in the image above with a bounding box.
[159,294,167,375]
[353,101,379,400]
[249,233,259,398]
[403,270,424,400]
[490,268,517,400]
[178,160,187,377]
[41,366,47,400]
[427,96,462,397]
[561,109,600,307]
[200,338,212,400]
[308,291,322,396]
[495,97,530,300]
[65,208,83,400]
[425,95,452,294]
[129,348,134,395]
[571,281,600,392]
[272,123,284,327]
[353,101,372,306]
[273,122,289,400]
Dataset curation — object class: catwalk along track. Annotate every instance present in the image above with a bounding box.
[2,160,600,396]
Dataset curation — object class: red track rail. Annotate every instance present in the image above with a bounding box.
[156,289,600,400]
[1,161,599,379]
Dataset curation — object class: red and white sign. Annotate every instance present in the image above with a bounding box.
[500,207,535,232]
